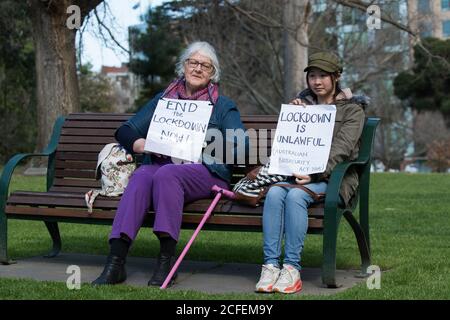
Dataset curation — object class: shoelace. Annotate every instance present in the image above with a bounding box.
[277,268,293,284]
[262,266,274,278]
[261,265,278,280]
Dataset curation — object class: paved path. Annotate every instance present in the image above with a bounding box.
[0,253,367,295]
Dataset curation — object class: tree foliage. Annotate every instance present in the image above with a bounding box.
[427,138,450,173]
[128,4,182,109]
[127,0,306,114]
[78,63,116,113]
[0,0,36,163]
[394,38,450,126]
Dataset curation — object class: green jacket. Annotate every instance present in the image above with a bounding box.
[297,88,367,207]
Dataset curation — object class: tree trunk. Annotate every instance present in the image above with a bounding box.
[29,0,80,155]
[283,0,310,102]
[28,0,103,160]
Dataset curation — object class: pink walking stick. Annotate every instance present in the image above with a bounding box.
[160,185,235,289]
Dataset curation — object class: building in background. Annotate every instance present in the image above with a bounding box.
[100,63,138,113]
[408,0,450,38]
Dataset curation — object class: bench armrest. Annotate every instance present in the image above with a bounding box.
[323,117,380,212]
[0,116,65,207]
[323,160,366,211]
[0,153,51,200]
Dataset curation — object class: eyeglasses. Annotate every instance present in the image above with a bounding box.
[185,59,214,72]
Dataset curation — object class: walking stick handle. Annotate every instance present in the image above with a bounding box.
[211,185,235,199]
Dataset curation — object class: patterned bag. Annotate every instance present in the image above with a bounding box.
[232,162,289,207]
[85,143,136,213]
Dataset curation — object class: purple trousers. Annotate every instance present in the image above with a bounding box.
[110,158,228,242]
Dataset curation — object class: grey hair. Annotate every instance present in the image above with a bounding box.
[175,41,221,83]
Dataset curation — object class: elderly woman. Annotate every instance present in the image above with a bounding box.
[92,41,247,287]
[256,51,367,294]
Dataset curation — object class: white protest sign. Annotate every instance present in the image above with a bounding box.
[144,98,213,163]
[268,104,336,176]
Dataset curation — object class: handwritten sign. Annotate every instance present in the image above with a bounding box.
[268,104,336,176]
[145,98,213,162]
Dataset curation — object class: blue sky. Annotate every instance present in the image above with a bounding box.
[78,0,165,71]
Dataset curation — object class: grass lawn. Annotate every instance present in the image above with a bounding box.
[1,170,449,299]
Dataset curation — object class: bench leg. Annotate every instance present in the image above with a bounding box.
[343,211,371,277]
[359,166,371,253]
[43,221,61,258]
[322,208,342,288]
[0,214,15,265]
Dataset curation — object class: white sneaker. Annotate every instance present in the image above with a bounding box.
[255,264,281,293]
[273,264,302,294]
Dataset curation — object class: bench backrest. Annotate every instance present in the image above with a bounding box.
[48,113,378,194]
[49,113,277,193]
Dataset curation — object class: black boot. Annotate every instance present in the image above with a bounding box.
[92,255,127,286]
[148,253,178,287]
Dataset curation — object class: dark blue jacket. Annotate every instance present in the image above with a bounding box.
[115,92,248,183]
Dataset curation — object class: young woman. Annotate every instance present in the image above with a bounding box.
[256,51,367,294]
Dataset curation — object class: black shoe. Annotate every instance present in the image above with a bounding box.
[148,254,178,287]
[92,255,127,286]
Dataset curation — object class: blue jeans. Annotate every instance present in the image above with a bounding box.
[262,182,328,270]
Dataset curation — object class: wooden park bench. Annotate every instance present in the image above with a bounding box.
[0,113,379,288]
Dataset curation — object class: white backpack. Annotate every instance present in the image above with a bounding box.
[85,143,136,213]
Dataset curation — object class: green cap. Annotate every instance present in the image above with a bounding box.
[304,51,343,73]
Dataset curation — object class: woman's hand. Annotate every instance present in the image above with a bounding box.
[133,138,146,154]
[289,98,307,107]
[293,173,311,185]
[133,138,164,157]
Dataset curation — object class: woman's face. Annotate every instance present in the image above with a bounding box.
[183,52,214,94]
[307,68,336,102]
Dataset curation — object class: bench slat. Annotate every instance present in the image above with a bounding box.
[61,128,117,136]
[57,144,108,152]
[56,152,99,161]
[53,178,100,188]
[55,169,96,179]
[7,191,324,218]
[66,113,132,121]
[49,186,94,193]
[7,192,117,208]
[5,206,323,230]
[59,136,117,144]
[62,120,124,129]
[55,160,97,170]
